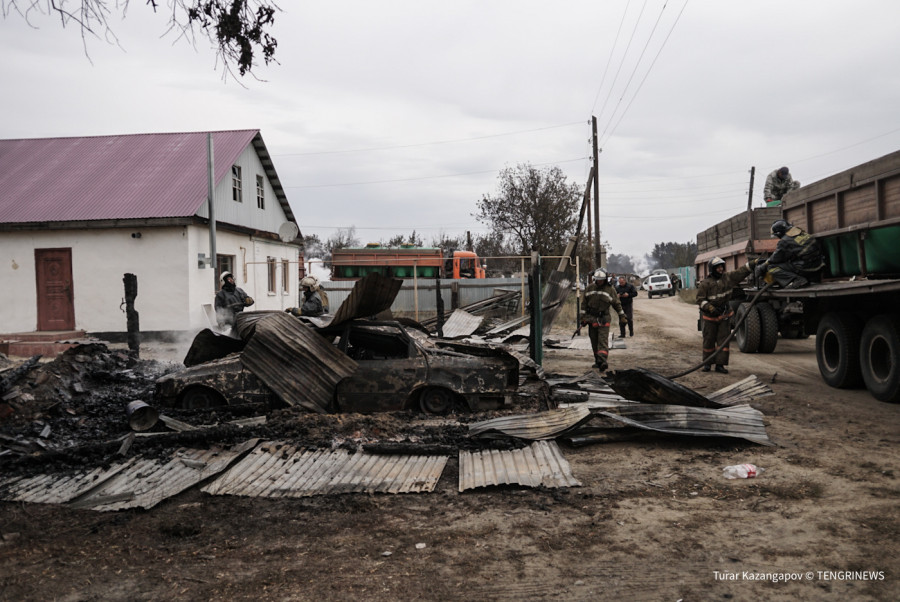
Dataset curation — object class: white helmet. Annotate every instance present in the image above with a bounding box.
[300,275,319,291]
[592,268,607,281]
[220,271,234,283]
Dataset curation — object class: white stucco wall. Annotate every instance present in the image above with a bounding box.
[1,227,190,333]
[189,227,300,329]
[1,225,300,335]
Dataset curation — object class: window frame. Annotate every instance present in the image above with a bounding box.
[256,174,265,210]
[232,165,243,203]
[267,256,277,294]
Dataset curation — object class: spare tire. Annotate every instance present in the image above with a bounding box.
[816,312,863,388]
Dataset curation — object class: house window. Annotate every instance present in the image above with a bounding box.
[267,257,276,293]
[256,175,265,210]
[282,259,290,293]
[232,165,243,202]
[216,255,235,283]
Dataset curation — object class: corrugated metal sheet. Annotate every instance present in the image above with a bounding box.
[0,131,269,223]
[458,441,581,491]
[202,441,448,496]
[593,403,773,446]
[540,271,573,334]
[239,313,357,413]
[468,407,592,440]
[0,442,254,510]
[329,273,404,327]
[322,279,523,315]
[439,309,484,338]
[706,375,775,406]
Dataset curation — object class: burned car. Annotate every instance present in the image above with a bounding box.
[156,319,519,415]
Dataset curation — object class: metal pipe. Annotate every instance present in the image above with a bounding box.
[207,133,217,293]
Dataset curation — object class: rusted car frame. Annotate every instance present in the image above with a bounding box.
[156,319,519,414]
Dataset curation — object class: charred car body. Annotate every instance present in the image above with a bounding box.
[156,275,520,415]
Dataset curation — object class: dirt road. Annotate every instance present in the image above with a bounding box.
[1,295,897,601]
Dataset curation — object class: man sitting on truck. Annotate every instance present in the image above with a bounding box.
[764,166,801,207]
[756,220,825,289]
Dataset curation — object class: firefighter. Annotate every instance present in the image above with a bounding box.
[756,220,825,288]
[287,275,326,317]
[581,268,628,372]
[214,271,254,330]
[696,257,758,373]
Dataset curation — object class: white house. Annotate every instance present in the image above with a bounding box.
[0,130,302,339]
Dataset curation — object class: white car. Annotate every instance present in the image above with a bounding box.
[645,274,675,298]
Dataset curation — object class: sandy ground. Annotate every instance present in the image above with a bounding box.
[1,295,898,601]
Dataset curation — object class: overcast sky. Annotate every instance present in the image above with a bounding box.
[3,1,899,264]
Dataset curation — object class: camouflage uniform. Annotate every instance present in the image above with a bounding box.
[696,263,752,367]
[763,169,800,205]
[582,280,626,370]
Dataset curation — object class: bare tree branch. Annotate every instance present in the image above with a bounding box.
[3,0,280,78]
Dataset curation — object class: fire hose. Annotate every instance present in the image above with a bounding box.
[665,281,774,380]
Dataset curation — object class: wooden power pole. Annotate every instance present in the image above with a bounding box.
[591,116,602,269]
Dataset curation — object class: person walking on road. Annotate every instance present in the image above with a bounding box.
[581,268,628,372]
[615,275,638,337]
[696,257,758,373]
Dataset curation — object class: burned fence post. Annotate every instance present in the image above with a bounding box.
[529,249,543,365]
[435,276,445,338]
[123,273,140,359]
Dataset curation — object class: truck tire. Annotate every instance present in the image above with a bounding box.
[735,302,760,353]
[756,303,779,354]
[859,314,900,403]
[816,312,863,389]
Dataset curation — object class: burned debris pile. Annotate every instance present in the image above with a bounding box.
[1,274,778,508]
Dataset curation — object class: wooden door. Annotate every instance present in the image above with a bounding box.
[35,248,75,331]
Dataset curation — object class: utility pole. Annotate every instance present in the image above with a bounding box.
[591,116,601,269]
[747,166,757,254]
[747,166,756,210]
[207,133,217,293]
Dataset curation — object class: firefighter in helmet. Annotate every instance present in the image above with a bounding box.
[287,275,326,317]
[214,271,254,331]
[755,220,824,288]
[696,256,758,373]
[581,268,628,372]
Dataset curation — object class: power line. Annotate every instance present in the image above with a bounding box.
[600,0,690,148]
[588,0,632,116]
[597,0,672,141]
[273,121,584,157]
[284,157,589,189]
[593,0,650,128]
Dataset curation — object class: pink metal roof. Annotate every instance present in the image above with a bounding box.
[0,130,267,224]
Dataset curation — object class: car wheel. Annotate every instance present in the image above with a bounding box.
[735,302,760,353]
[756,303,779,353]
[816,312,863,389]
[859,314,900,403]
[419,387,455,415]
[179,386,226,409]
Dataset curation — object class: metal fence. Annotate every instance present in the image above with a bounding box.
[321,277,527,320]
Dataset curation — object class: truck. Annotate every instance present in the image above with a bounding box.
[330,244,486,280]
[695,149,900,402]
